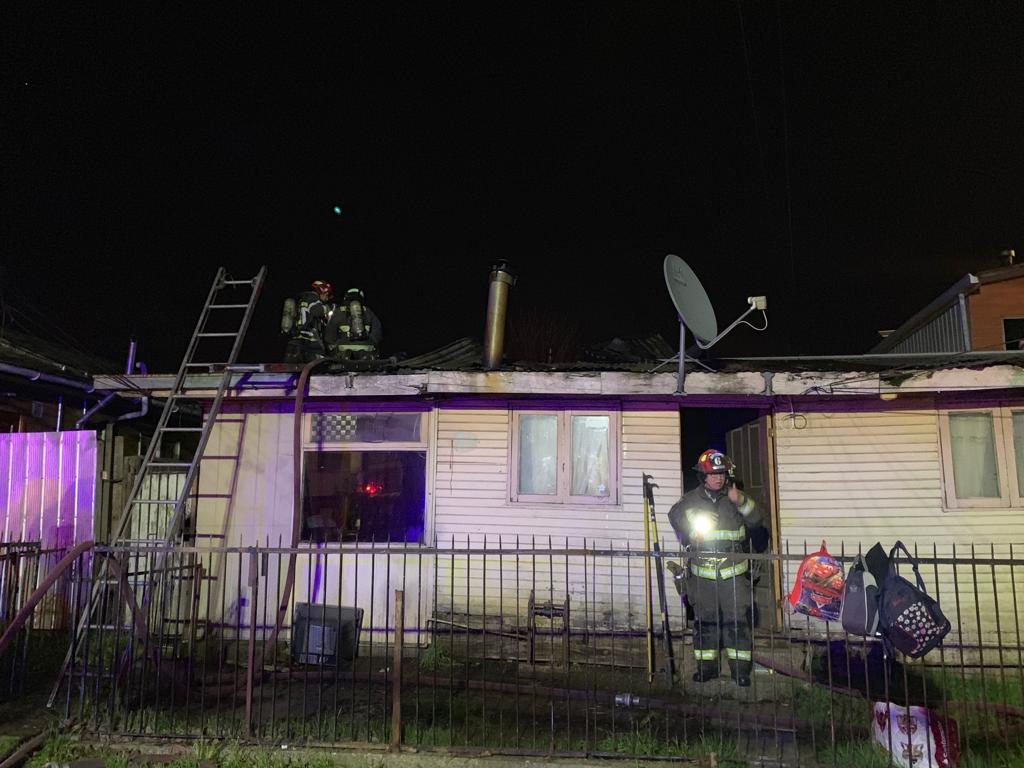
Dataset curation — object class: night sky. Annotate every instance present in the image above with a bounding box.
[4,4,1024,372]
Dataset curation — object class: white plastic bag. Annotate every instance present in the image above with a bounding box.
[871,702,959,768]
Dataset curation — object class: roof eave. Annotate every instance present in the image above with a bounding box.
[870,273,980,353]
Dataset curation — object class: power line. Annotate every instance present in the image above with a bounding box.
[735,0,772,212]
[776,0,797,292]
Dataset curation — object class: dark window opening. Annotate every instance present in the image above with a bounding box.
[1003,318,1024,350]
[301,450,426,543]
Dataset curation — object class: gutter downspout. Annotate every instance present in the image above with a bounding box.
[76,393,117,429]
[0,362,95,392]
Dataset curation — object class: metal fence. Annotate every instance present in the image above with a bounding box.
[0,540,84,701]
[51,540,1024,766]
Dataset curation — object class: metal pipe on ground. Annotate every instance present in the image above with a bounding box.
[0,732,49,768]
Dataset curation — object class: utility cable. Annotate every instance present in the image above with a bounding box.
[777,0,797,291]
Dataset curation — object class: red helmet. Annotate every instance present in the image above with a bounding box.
[694,449,733,476]
[311,280,333,299]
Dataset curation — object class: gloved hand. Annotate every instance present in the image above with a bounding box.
[666,561,686,595]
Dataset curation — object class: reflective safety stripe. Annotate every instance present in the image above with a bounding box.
[690,561,749,579]
[703,526,746,542]
[725,648,752,661]
[694,648,719,660]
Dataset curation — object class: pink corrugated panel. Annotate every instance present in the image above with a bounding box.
[0,431,96,547]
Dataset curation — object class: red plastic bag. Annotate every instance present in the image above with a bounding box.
[787,542,845,621]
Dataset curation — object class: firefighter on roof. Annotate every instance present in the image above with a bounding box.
[324,287,383,360]
[667,449,767,687]
[283,280,335,363]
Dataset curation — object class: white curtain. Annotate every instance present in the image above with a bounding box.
[1014,412,1024,494]
[571,416,610,497]
[519,415,557,495]
[949,412,1000,498]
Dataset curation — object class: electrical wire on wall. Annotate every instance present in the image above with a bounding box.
[798,335,1024,397]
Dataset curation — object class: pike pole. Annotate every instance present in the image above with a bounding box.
[643,473,675,686]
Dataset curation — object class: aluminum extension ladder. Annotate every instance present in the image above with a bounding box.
[48,266,266,707]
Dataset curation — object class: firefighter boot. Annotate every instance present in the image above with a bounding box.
[728,659,752,687]
[692,659,720,683]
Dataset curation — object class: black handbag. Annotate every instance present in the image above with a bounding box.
[878,541,951,658]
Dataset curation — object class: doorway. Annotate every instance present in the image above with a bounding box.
[680,407,779,628]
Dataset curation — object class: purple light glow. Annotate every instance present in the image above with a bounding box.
[0,431,96,547]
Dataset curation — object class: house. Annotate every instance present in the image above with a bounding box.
[873,258,1024,354]
[92,337,1024,646]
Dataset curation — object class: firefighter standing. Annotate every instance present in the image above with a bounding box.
[283,280,335,363]
[667,449,766,686]
[324,287,383,359]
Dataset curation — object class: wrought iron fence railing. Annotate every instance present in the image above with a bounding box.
[37,539,1024,766]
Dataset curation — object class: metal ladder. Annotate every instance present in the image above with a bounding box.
[48,266,266,707]
[112,265,266,546]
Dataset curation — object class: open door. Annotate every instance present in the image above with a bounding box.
[726,414,780,628]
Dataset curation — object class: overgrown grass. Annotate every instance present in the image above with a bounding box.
[25,732,76,768]
[416,644,452,672]
[0,735,22,760]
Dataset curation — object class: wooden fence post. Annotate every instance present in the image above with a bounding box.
[391,589,404,751]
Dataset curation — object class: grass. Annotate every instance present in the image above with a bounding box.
[25,732,76,768]
[793,674,1024,768]
[0,735,23,760]
[416,644,452,672]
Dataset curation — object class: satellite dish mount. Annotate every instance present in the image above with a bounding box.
[661,254,768,395]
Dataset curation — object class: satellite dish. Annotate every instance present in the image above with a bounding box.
[663,255,718,344]
[658,254,768,395]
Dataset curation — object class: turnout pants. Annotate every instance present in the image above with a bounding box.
[688,574,753,674]
[284,337,326,363]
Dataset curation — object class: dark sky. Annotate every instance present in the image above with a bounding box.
[4,4,1024,371]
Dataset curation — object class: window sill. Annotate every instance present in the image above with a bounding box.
[505,500,625,512]
[296,541,428,550]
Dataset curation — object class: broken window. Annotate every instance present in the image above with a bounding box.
[302,412,428,542]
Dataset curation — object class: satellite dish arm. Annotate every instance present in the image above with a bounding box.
[691,299,767,350]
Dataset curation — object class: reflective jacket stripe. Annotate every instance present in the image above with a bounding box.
[694,648,719,660]
[702,526,746,542]
[725,648,752,661]
[690,561,749,579]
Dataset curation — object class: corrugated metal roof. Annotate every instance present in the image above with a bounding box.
[397,338,484,370]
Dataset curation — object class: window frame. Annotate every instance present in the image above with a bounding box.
[509,409,620,505]
[1002,317,1024,351]
[301,411,430,544]
[938,407,1022,509]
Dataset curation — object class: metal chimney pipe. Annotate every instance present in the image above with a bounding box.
[483,261,515,370]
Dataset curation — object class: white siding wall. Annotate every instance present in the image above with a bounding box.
[775,410,1024,643]
[193,409,427,638]
[433,408,682,630]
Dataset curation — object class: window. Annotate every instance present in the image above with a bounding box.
[302,412,427,542]
[939,408,1024,508]
[511,410,618,504]
[1003,318,1024,351]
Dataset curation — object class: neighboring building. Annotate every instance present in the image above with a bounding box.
[872,260,1024,354]
[0,327,174,546]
